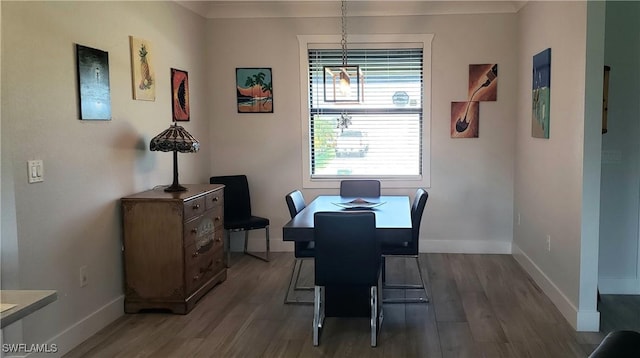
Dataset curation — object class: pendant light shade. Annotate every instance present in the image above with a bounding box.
[323,0,363,103]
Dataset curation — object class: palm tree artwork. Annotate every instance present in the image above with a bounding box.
[236,68,273,113]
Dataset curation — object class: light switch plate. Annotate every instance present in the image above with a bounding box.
[27,160,44,183]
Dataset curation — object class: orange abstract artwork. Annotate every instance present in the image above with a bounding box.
[171,68,189,121]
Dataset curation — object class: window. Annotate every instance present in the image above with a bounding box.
[298,35,433,189]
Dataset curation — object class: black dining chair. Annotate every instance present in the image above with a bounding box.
[339,179,381,198]
[284,190,314,304]
[313,211,383,347]
[209,175,269,266]
[381,188,429,303]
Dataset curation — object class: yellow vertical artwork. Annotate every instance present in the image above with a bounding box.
[129,36,155,101]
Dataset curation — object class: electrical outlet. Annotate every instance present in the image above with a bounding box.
[546,235,551,252]
[79,266,88,287]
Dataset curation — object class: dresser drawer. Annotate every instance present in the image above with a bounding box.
[205,190,223,211]
[185,247,224,294]
[184,196,206,221]
[184,228,224,261]
[184,209,223,248]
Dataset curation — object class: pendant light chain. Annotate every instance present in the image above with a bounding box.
[341,0,348,66]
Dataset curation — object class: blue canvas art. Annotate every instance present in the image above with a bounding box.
[76,44,111,120]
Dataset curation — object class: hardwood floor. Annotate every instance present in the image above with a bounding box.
[65,253,608,358]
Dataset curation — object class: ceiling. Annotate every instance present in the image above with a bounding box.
[175,1,528,19]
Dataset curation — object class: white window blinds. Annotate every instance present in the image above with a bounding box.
[307,47,424,178]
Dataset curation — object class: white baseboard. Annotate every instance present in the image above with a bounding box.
[512,244,600,332]
[598,277,640,294]
[420,239,512,254]
[31,295,124,357]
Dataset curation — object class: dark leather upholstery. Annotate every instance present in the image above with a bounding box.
[209,175,269,263]
[210,175,270,230]
[339,180,381,198]
[381,188,428,254]
[312,211,383,346]
[286,189,306,219]
[314,211,380,286]
[589,331,640,358]
[285,190,314,258]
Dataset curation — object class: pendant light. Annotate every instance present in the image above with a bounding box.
[323,0,363,103]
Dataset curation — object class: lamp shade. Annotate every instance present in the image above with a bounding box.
[150,123,200,153]
[149,123,199,192]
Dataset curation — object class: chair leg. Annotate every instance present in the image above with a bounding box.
[371,285,381,347]
[382,255,429,304]
[284,258,313,305]
[225,230,231,268]
[381,256,387,285]
[243,230,249,254]
[313,286,324,346]
[243,226,270,262]
[415,255,429,302]
[265,225,270,261]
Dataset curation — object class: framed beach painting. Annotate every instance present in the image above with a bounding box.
[171,68,190,121]
[236,68,273,113]
[130,36,155,101]
[76,44,111,120]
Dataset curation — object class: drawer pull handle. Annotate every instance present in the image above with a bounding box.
[193,275,199,281]
[200,260,214,274]
[196,239,214,254]
[212,197,219,202]
[191,228,198,234]
[192,204,200,210]
[215,216,221,221]
[215,238,222,243]
[192,251,199,258]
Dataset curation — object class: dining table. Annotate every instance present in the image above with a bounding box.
[282,194,412,316]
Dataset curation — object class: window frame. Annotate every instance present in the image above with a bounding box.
[297,34,433,189]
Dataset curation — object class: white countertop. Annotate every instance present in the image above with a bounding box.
[0,290,57,328]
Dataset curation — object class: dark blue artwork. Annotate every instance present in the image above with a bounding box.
[77,44,111,120]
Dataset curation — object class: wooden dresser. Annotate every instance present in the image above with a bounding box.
[121,184,225,314]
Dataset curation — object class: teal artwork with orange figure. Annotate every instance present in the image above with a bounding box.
[236,68,273,113]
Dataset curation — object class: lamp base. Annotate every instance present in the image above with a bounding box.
[164,183,188,192]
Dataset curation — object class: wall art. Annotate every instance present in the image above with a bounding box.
[76,44,111,120]
[451,101,479,138]
[236,68,273,113]
[532,48,551,138]
[130,36,155,101]
[171,68,190,121]
[469,64,498,102]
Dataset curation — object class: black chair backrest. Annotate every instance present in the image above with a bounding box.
[339,180,381,198]
[285,190,306,219]
[314,211,379,286]
[210,175,252,221]
[410,188,429,250]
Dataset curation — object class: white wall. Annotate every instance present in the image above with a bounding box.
[1,1,208,354]
[599,0,640,295]
[205,12,518,254]
[512,0,602,331]
[0,0,604,353]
